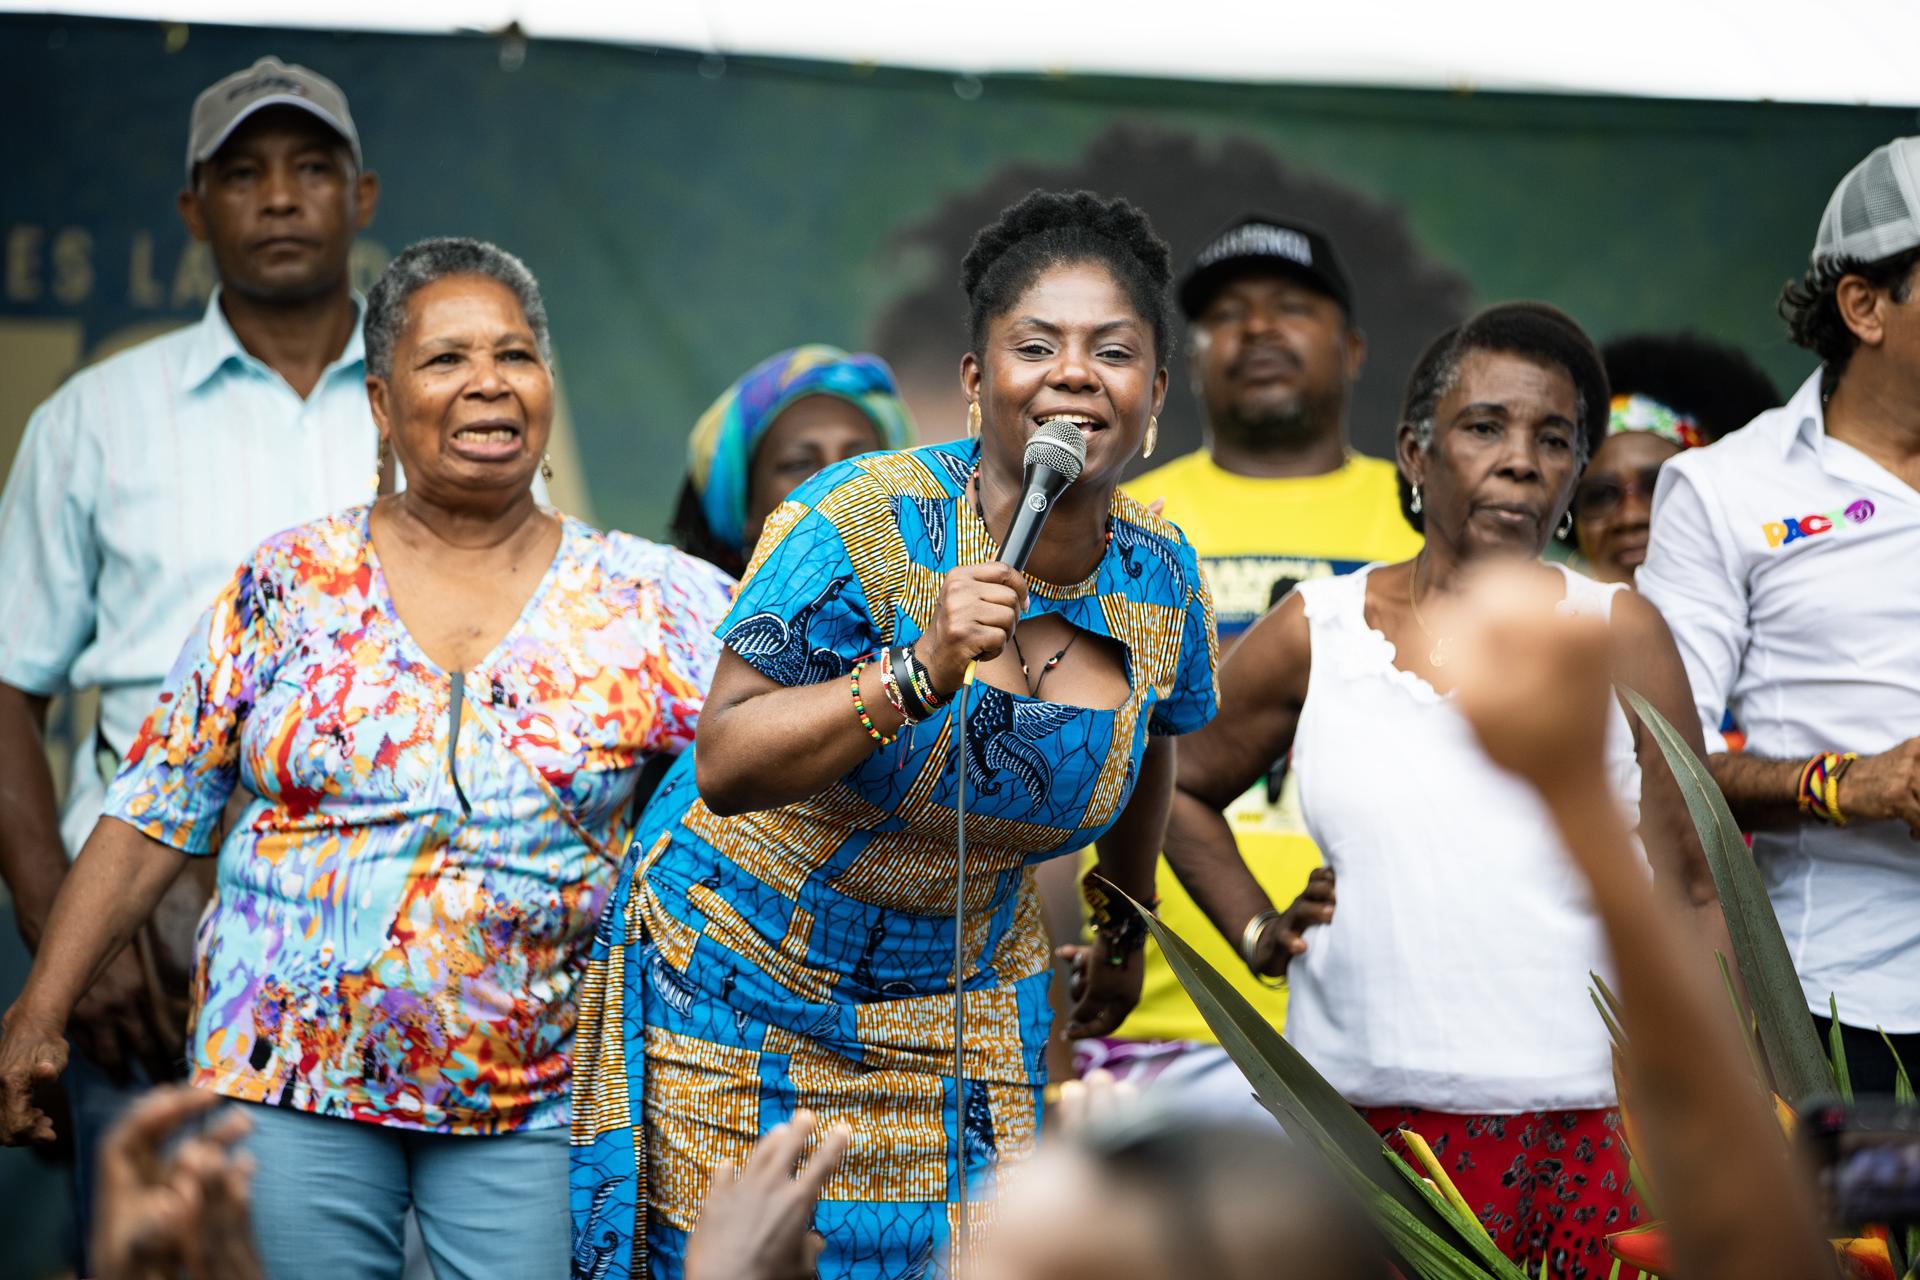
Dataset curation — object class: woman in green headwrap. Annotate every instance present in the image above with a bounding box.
[669,345,915,576]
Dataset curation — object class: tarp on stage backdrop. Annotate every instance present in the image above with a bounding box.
[4,13,1917,539]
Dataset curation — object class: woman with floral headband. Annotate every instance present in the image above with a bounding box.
[1563,332,1778,585]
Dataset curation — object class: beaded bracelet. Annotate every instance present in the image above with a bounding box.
[1082,873,1154,968]
[889,646,935,723]
[1798,751,1859,826]
[901,645,948,710]
[849,655,897,746]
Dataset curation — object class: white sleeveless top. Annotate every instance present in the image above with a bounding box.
[1286,562,1641,1113]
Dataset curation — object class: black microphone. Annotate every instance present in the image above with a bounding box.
[996,419,1088,572]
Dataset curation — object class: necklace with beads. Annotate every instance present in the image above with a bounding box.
[1008,629,1080,697]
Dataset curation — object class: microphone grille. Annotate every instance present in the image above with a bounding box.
[1024,419,1088,482]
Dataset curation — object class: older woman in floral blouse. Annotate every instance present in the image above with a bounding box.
[0,237,732,1280]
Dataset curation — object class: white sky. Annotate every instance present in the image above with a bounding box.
[12,0,1920,107]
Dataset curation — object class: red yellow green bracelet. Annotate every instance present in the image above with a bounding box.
[850,655,897,746]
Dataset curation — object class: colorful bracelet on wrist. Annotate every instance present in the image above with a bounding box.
[849,655,897,746]
[889,646,935,723]
[1082,873,1154,968]
[1797,750,1859,826]
[902,644,949,710]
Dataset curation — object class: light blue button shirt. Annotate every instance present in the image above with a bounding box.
[0,289,380,857]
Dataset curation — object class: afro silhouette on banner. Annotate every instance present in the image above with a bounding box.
[868,124,1474,469]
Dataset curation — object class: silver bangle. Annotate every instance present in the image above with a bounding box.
[1239,908,1283,972]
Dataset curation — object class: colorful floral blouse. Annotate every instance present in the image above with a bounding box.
[104,506,733,1134]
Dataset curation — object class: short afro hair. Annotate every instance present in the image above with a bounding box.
[1601,332,1779,442]
[960,189,1175,366]
[1396,302,1608,532]
[1778,246,1920,387]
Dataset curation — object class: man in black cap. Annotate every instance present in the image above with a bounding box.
[1076,215,1419,1113]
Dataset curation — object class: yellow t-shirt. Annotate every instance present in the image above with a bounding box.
[1094,449,1422,1043]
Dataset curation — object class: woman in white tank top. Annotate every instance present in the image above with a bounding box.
[1162,304,1726,1280]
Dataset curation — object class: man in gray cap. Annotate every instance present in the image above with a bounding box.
[0,55,380,1251]
[1640,136,1920,1093]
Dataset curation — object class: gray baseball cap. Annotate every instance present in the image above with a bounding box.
[1812,136,1920,266]
[185,56,362,182]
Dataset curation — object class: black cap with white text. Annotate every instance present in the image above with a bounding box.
[1178,214,1354,320]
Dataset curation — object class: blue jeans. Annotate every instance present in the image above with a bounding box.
[242,1103,569,1280]
[67,1052,159,1271]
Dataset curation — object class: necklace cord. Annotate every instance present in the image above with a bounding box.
[1407,554,1453,668]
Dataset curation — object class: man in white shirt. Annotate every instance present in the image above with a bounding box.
[0,56,380,1247]
[1639,136,1920,1093]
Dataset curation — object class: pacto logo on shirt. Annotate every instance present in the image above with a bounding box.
[1760,498,1875,548]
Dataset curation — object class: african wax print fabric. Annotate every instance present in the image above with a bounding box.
[104,506,733,1133]
[570,440,1218,1280]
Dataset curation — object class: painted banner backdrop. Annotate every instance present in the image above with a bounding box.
[4,14,1917,538]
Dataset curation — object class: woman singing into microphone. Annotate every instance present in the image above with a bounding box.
[570,190,1218,1280]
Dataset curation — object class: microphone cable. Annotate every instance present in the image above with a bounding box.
[946,421,1085,1275]
[950,661,975,1276]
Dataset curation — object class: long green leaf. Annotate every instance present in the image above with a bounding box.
[1384,1148,1533,1280]
[1879,1027,1915,1104]
[1622,689,1831,1103]
[1827,994,1853,1103]
[1590,987,1629,1054]
[1129,894,1503,1277]
[1716,951,1768,1087]
[1887,1223,1910,1280]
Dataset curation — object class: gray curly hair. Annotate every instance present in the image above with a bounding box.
[363,237,551,380]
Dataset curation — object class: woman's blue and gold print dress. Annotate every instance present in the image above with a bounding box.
[570,440,1218,1280]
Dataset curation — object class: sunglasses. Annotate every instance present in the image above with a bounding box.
[1574,465,1665,519]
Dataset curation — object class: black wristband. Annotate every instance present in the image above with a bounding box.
[900,645,950,713]
[890,646,934,723]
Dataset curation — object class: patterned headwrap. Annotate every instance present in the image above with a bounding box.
[687,345,914,556]
[1608,393,1706,450]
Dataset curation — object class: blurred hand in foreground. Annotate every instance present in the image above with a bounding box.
[1435,561,1616,806]
[1049,1067,1138,1136]
[92,1084,262,1280]
[685,1108,852,1280]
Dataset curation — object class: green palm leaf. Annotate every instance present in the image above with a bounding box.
[1621,689,1831,1104]
[1128,891,1526,1279]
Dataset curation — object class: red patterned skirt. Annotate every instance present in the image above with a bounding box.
[1359,1105,1643,1280]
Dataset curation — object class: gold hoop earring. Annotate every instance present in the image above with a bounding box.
[541,452,554,482]
[371,435,390,494]
[967,401,982,439]
[1142,415,1158,459]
